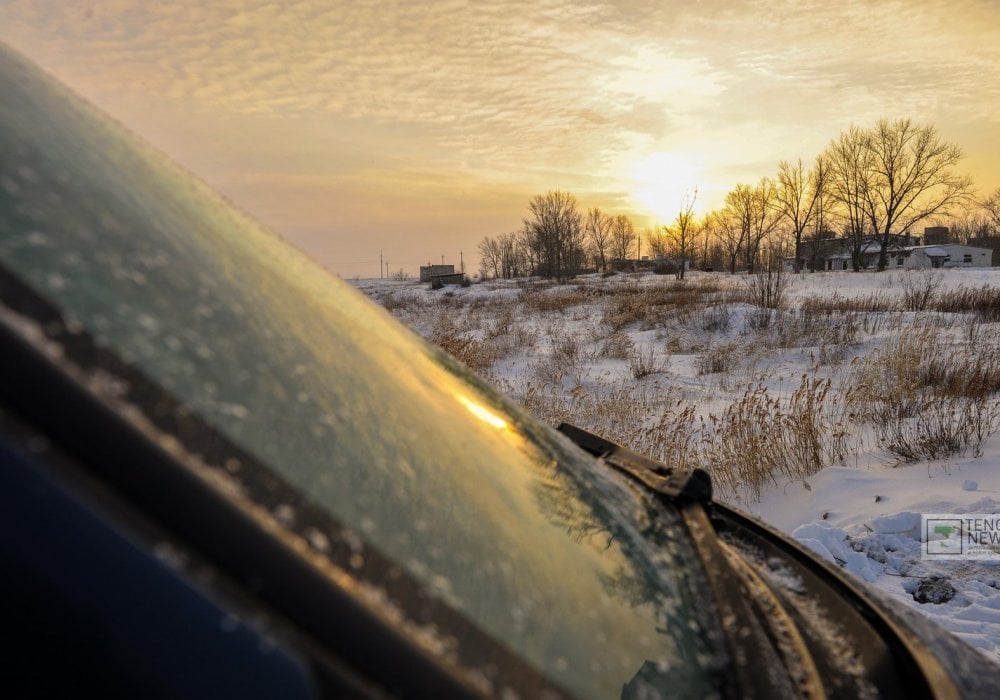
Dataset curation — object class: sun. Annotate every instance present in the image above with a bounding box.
[629,152,700,223]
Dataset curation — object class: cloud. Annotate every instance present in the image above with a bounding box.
[2,0,998,273]
[0,1,749,179]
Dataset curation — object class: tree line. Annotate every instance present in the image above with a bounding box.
[478,118,1000,279]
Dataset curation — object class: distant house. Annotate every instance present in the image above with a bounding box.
[784,239,992,272]
[609,258,657,272]
[786,233,922,272]
[419,264,455,282]
[891,244,991,270]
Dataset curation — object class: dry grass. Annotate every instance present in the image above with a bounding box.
[599,330,633,359]
[741,268,788,309]
[520,376,846,503]
[600,280,723,331]
[695,342,741,376]
[360,272,1000,500]
[701,377,845,501]
[628,345,666,379]
[847,327,1000,462]
[519,382,681,450]
[520,286,591,313]
[933,285,1000,321]
[800,291,896,314]
[890,269,944,311]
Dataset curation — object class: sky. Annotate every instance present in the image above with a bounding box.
[2,1,999,278]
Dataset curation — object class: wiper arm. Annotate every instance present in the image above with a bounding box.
[556,422,712,504]
[558,423,819,699]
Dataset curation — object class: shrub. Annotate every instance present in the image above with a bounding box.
[743,267,787,309]
[695,342,739,376]
[628,345,665,379]
[698,303,732,333]
[746,307,777,330]
[896,269,942,311]
[874,395,1000,463]
[600,330,634,359]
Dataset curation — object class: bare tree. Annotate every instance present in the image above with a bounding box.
[661,189,699,279]
[807,172,833,271]
[498,231,526,278]
[746,178,780,274]
[645,227,670,260]
[517,222,539,276]
[699,212,717,271]
[825,125,875,271]
[776,157,827,273]
[477,232,527,279]
[723,184,754,273]
[945,211,992,243]
[609,214,636,264]
[477,235,502,279]
[864,118,973,271]
[585,207,613,271]
[523,191,585,280]
[982,187,1000,233]
[709,208,744,275]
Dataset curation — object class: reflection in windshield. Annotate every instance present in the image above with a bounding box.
[0,45,723,698]
[456,392,509,430]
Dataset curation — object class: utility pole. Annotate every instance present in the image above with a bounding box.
[380,250,383,279]
[460,250,464,274]
[441,254,445,265]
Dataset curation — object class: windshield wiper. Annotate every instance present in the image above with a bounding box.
[558,422,815,699]
[558,423,965,700]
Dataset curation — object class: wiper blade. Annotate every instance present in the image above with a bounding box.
[558,423,814,699]
[556,422,712,504]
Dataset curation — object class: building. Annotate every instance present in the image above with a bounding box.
[419,264,455,282]
[785,240,992,272]
[968,236,1000,266]
[891,244,991,269]
[787,233,922,272]
[923,226,951,245]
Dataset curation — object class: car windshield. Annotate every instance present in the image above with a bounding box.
[0,45,724,698]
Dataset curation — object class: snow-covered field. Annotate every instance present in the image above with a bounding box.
[354,268,1000,660]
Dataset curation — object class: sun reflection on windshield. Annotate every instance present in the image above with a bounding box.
[456,393,508,430]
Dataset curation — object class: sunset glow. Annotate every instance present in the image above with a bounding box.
[629,152,702,223]
[1,1,998,276]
